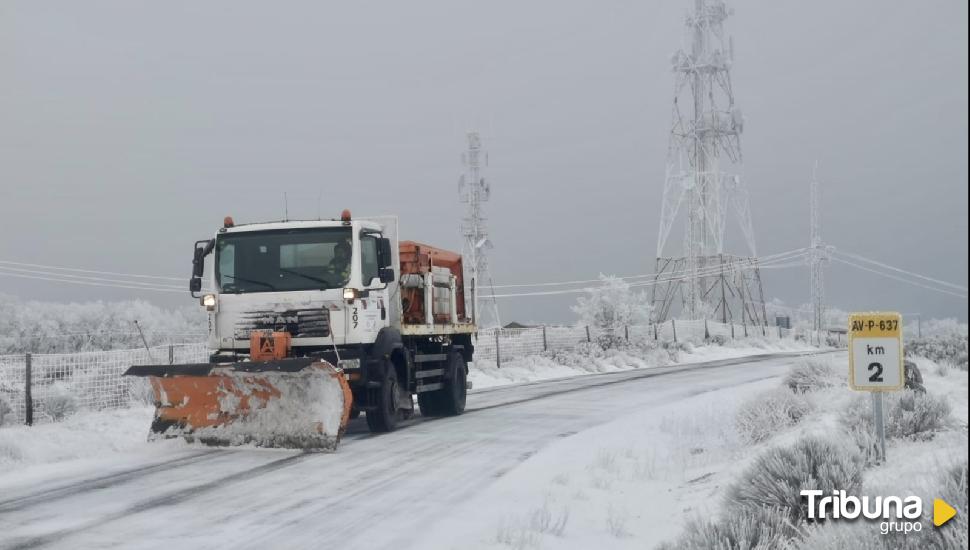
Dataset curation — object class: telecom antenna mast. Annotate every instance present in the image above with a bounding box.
[459,131,501,328]
[651,0,766,326]
[809,163,830,345]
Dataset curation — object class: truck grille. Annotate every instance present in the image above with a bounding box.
[234,308,331,339]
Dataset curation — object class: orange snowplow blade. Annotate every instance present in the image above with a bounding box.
[126,360,353,451]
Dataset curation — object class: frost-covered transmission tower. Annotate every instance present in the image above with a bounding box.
[651,0,766,326]
[459,131,501,328]
[809,163,830,344]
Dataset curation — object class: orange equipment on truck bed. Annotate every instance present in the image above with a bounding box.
[399,241,467,325]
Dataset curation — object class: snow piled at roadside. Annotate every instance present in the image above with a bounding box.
[470,336,816,389]
[0,406,157,469]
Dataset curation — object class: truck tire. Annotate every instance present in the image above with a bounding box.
[366,365,400,433]
[438,352,467,416]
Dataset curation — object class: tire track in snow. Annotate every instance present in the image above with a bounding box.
[0,449,223,513]
[2,452,311,550]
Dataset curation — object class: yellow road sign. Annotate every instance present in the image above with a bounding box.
[848,312,904,391]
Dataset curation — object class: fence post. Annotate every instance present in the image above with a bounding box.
[586,326,591,343]
[168,344,175,365]
[542,325,548,352]
[624,325,629,341]
[762,324,767,337]
[731,322,735,339]
[495,329,501,369]
[653,323,658,340]
[24,353,33,426]
[704,319,710,341]
[778,325,782,339]
[743,319,748,337]
[671,319,678,343]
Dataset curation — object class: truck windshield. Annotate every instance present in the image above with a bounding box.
[215,227,353,293]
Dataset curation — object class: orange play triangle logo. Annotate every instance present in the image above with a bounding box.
[933,498,957,527]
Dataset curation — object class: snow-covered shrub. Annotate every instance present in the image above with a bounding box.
[709,334,729,346]
[656,505,797,550]
[41,382,78,421]
[932,460,968,550]
[0,394,12,427]
[571,275,653,336]
[842,390,952,445]
[784,357,839,393]
[793,460,968,550]
[794,521,925,550]
[905,319,968,371]
[726,437,865,524]
[735,388,812,444]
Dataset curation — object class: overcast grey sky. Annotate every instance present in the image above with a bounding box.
[1,1,967,323]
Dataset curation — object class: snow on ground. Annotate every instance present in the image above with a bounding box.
[412,373,785,550]
[417,352,968,550]
[0,339,818,477]
[469,336,816,389]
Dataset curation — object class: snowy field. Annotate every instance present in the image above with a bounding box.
[1,343,965,550]
[421,354,968,549]
[0,337,815,473]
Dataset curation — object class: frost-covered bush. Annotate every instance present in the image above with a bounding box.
[571,275,653,334]
[932,460,968,550]
[906,334,968,370]
[842,390,952,445]
[726,437,865,524]
[0,394,13,426]
[42,382,78,421]
[656,505,798,550]
[709,334,729,346]
[784,357,839,393]
[793,460,968,550]
[735,388,812,444]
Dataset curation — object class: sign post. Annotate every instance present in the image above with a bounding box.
[848,312,904,463]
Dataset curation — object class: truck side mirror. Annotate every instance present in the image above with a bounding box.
[190,239,213,297]
[379,267,395,284]
[377,237,393,269]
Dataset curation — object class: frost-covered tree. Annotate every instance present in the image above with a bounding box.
[0,294,206,354]
[572,275,653,330]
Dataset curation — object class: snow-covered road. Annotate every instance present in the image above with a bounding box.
[0,351,826,550]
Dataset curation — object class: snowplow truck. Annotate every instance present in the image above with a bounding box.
[125,211,476,451]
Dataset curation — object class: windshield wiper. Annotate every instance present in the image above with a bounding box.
[223,274,277,291]
[279,268,334,288]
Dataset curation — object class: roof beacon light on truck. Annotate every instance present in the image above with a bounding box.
[341,209,352,224]
[224,216,235,228]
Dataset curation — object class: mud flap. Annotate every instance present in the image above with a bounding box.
[130,361,353,451]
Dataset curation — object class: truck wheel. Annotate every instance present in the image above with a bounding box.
[439,352,467,416]
[366,366,400,433]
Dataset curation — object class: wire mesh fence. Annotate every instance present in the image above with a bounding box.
[0,320,838,427]
[0,343,207,426]
[472,320,834,365]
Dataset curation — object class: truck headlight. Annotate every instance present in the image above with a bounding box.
[342,288,359,301]
[201,293,217,310]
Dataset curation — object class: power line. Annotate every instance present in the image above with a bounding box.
[0,265,185,290]
[489,248,809,289]
[0,270,186,293]
[832,250,967,292]
[0,259,184,281]
[484,252,808,299]
[830,257,967,299]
